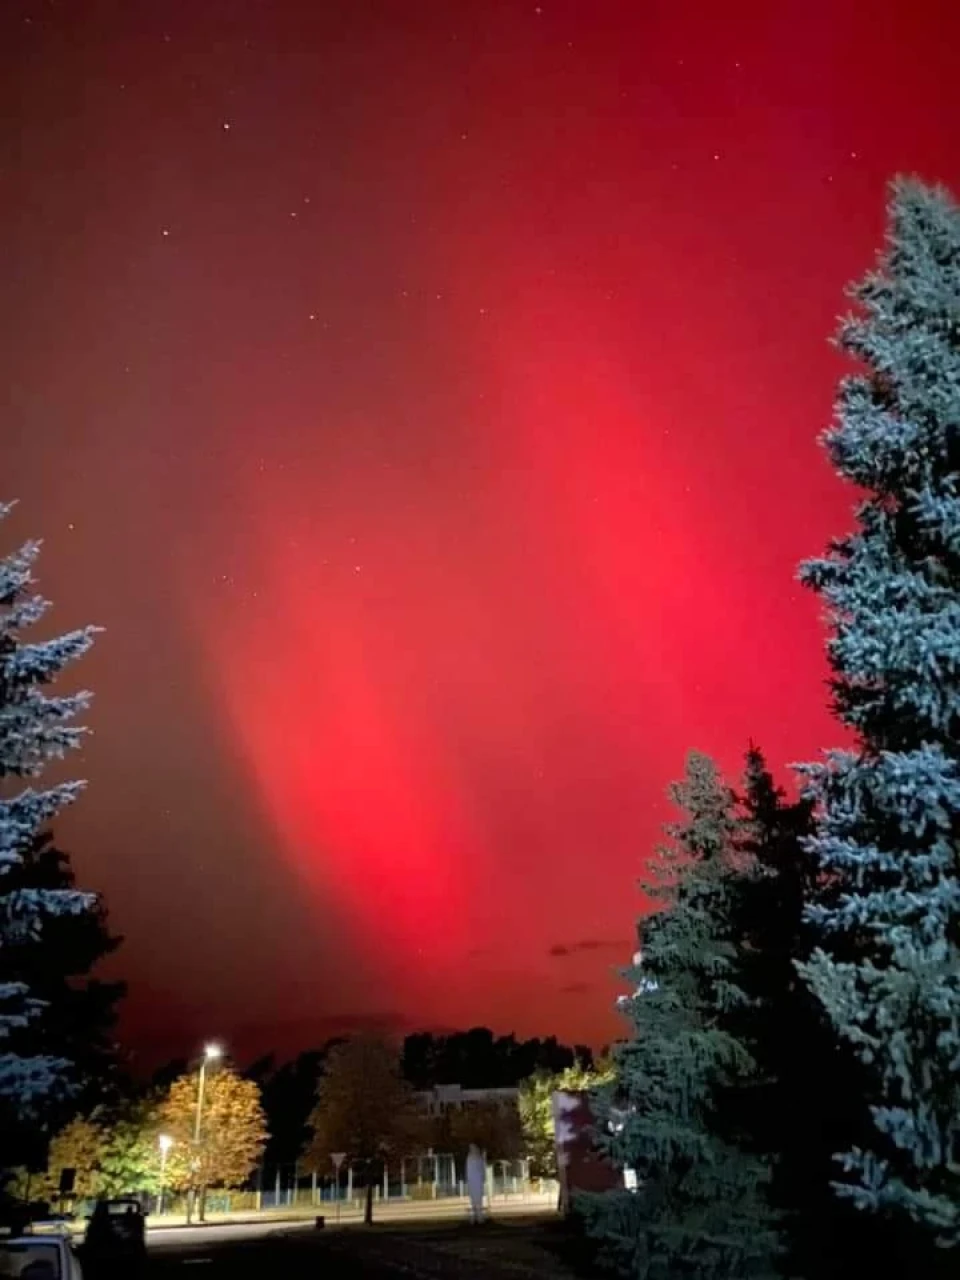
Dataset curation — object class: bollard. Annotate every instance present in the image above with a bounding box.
[314,1215,325,1230]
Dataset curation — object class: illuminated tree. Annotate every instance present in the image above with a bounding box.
[0,503,100,1112]
[797,178,960,1258]
[158,1066,267,1218]
[581,752,780,1279]
[95,1100,166,1198]
[23,1099,167,1204]
[304,1037,417,1224]
[42,1117,103,1201]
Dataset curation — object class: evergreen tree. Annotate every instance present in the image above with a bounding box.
[0,831,124,1180]
[797,177,960,1255]
[731,748,872,1278]
[581,752,779,1280]
[1,831,124,1106]
[0,502,100,1111]
[250,1049,325,1174]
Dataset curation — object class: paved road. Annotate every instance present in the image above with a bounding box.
[147,1195,555,1248]
[146,1232,307,1280]
[141,1213,582,1280]
[148,1221,312,1249]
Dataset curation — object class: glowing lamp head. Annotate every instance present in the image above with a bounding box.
[158,1134,173,1154]
[203,1042,223,1061]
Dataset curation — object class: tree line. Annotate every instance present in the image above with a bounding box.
[6,1035,606,1225]
[248,1026,595,1173]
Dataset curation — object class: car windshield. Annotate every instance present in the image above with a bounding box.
[0,1241,61,1279]
[93,1202,139,1218]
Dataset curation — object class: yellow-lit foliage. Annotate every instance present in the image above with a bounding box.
[157,1066,267,1191]
[43,1117,103,1200]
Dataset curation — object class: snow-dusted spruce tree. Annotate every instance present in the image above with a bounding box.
[0,501,100,1111]
[797,178,960,1249]
[580,752,780,1280]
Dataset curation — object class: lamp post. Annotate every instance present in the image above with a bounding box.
[187,1042,222,1225]
[195,1043,222,1141]
[331,1153,346,1225]
[158,1135,173,1216]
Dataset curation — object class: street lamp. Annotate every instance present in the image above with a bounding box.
[158,1135,173,1215]
[187,1042,223,1224]
[194,1044,222,1143]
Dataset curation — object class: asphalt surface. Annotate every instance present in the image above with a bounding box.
[135,1214,586,1280]
[145,1230,316,1280]
[147,1192,555,1235]
[147,1195,554,1244]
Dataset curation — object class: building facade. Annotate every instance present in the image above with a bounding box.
[414,1083,519,1116]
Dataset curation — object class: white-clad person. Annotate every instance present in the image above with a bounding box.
[465,1143,486,1224]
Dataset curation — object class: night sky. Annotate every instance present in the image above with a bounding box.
[4,0,959,1066]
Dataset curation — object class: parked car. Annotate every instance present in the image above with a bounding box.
[0,1229,84,1280]
[82,1200,145,1269]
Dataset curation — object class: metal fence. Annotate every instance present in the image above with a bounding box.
[146,1157,551,1217]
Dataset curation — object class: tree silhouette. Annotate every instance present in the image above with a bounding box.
[305,1038,416,1224]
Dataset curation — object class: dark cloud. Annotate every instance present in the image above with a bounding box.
[548,939,625,959]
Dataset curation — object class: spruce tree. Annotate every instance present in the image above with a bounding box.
[797,178,960,1251]
[1,832,123,1092]
[581,752,779,1280]
[0,501,100,1111]
[0,830,125,1172]
[724,751,811,1172]
[730,748,875,1278]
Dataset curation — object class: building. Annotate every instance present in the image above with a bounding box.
[552,1090,621,1211]
[414,1084,519,1116]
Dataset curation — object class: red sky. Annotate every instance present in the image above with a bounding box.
[3,0,959,1066]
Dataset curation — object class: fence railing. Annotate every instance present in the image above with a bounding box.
[146,1164,556,1218]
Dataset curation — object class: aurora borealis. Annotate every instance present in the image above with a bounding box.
[4,0,960,1062]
